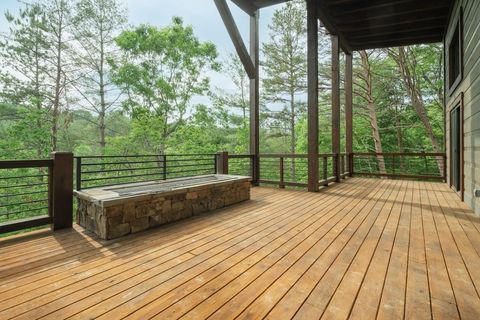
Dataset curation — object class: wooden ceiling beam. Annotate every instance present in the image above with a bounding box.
[317,1,351,53]
[350,35,442,51]
[327,0,450,12]
[231,0,257,16]
[332,6,450,25]
[231,0,291,15]
[340,16,446,33]
[214,0,256,79]
[348,25,446,41]
[349,29,444,46]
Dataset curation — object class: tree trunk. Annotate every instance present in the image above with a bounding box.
[360,50,387,174]
[34,35,43,159]
[396,47,443,173]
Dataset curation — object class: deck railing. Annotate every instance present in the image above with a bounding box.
[225,152,445,186]
[0,153,73,234]
[351,152,446,181]
[225,153,345,188]
[75,154,219,190]
[225,154,254,177]
[0,151,447,235]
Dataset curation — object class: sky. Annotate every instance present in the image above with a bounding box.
[0,0,282,94]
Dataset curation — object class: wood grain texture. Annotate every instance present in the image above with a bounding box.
[1,178,480,320]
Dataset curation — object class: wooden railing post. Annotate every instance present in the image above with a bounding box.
[323,156,328,186]
[161,155,167,180]
[443,154,447,182]
[217,151,229,174]
[392,154,396,178]
[51,152,73,231]
[349,153,354,177]
[279,157,285,188]
[334,153,340,182]
[75,157,82,191]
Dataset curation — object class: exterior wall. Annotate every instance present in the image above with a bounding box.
[445,0,480,215]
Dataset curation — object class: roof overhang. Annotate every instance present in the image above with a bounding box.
[231,0,290,15]
[231,0,453,52]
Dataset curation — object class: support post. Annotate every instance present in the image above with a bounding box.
[331,35,341,182]
[307,0,319,192]
[279,157,285,189]
[161,155,167,180]
[214,0,256,79]
[392,154,396,178]
[345,52,353,177]
[51,152,73,231]
[75,157,82,191]
[323,156,328,186]
[217,151,229,174]
[250,10,260,186]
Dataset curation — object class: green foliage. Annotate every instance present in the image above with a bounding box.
[262,0,307,159]
[71,0,127,155]
[109,18,220,153]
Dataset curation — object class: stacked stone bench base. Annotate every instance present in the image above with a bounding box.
[75,176,251,240]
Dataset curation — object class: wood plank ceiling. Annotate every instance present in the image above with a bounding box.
[231,0,453,52]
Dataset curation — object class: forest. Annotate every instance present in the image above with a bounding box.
[0,0,444,159]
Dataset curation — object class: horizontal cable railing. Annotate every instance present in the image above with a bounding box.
[0,153,73,234]
[227,154,254,177]
[75,152,447,192]
[75,154,218,190]
[352,152,446,181]
[0,160,52,233]
[259,154,309,188]
[227,153,344,189]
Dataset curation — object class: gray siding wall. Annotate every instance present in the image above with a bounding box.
[445,0,480,214]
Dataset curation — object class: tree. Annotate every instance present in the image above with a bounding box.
[213,53,249,123]
[44,0,73,152]
[71,0,127,155]
[355,50,386,174]
[211,53,250,154]
[262,0,307,179]
[388,45,444,172]
[109,18,220,154]
[0,0,74,154]
[0,1,51,157]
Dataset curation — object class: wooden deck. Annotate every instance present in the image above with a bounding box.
[1,178,480,319]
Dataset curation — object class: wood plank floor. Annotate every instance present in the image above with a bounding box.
[1,178,480,319]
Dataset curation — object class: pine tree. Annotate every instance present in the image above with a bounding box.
[71,0,127,155]
[0,1,51,157]
[262,0,307,180]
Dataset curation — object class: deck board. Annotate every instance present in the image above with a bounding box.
[1,178,480,319]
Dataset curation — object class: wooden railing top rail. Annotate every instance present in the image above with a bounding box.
[228,154,254,159]
[0,159,53,169]
[74,153,217,159]
[353,152,446,157]
[255,153,340,158]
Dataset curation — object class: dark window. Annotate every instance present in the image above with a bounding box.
[448,12,462,92]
